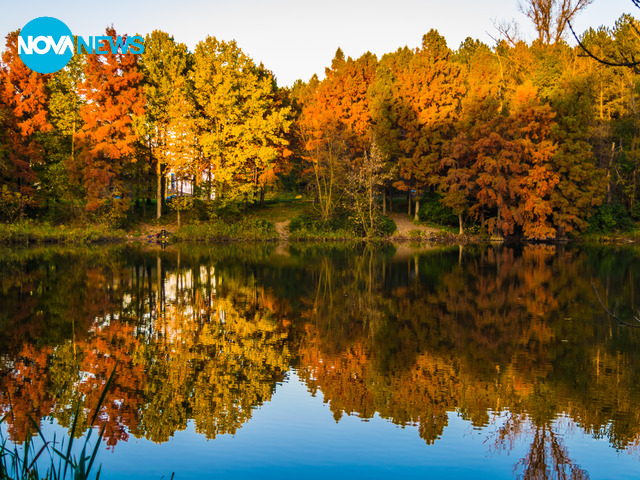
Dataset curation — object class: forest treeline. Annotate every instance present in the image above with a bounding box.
[3,8,640,239]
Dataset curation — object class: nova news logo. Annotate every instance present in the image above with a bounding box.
[18,16,144,74]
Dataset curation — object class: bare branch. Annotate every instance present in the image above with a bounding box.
[567,1,640,68]
[492,18,522,47]
[555,0,594,43]
[519,0,594,44]
[568,20,640,68]
[593,283,640,328]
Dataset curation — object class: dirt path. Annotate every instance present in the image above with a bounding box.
[275,220,290,239]
[389,213,440,237]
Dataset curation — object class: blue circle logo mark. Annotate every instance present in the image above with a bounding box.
[18,17,73,74]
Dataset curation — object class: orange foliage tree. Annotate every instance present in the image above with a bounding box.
[0,31,51,218]
[74,27,145,217]
[297,49,378,221]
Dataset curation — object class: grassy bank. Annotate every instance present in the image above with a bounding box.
[288,226,365,241]
[171,218,278,242]
[0,221,126,245]
[580,230,640,244]
[0,194,490,246]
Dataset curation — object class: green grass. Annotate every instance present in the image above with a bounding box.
[413,220,458,235]
[288,226,360,241]
[245,194,309,224]
[0,193,477,245]
[0,221,125,245]
[172,217,278,242]
[581,225,640,243]
[170,192,311,242]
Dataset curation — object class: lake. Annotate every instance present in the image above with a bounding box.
[1,243,639,479]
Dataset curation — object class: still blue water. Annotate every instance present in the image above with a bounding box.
[1,243,640,479]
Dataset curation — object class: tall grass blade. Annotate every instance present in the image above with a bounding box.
[25,415,51,472]
[89,365,117,428]
[84,423,106,477]
[62,404,80,480]
[26,442,49,474]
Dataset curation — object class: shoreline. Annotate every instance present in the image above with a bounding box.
[2,220,638,247]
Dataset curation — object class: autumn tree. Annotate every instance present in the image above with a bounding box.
[139,30,191,219]
[297,49,378,221]
[547,71,603,236]
[439,40,503,234]
[0,31,51,219]
[369,47,414,214]
[509,83,559,239]
[447,89,517,237]
[601,15,640,215]
[74,27,145,218]
[371,31,465,218]
[40,54,85,217]
[192,37,291,212]
[297,74,348,222]
[165,74,199,226]
[346,142,392,236]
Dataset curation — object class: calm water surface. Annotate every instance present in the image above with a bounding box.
[1,243,640,479]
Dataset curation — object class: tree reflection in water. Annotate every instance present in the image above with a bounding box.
[1,243,640,478]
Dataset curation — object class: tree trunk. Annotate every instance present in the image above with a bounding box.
[407,190,411,216]
[458,213,464,235]
[382,188,386,216]
[491,206,504,242]
[607,141,614,204]
[156,155,162,219]
[633,168,637,213]
[161,165,167,211]
[599,81,604,120]
[414,198,420,221]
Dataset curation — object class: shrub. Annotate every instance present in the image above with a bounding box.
[172,217,278,242]
[464,222,484,235]
[289,212,316,233]
[289,208,396,238]
[0,185,28,222]
[417,192,458,226]
[376,214,397,236]
[630,202,640,222]
[587,203,633,233]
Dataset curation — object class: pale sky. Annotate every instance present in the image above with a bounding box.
[0,0,635,86]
